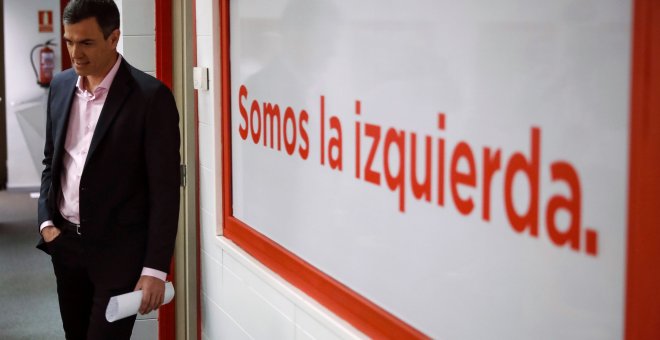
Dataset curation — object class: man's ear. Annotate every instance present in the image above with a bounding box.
[109,29,121,48]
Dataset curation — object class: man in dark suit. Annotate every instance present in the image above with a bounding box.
[36,1,180,339]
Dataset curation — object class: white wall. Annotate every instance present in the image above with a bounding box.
[195,0,364,338]
[114,0,156,77]
[3,0,61,189]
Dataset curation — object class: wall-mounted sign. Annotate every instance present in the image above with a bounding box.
[226,0,633,338]
[38,10,53,33]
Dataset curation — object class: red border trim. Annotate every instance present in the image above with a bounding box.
[155,0,175,339]
[625,0,660,339]
[218,1,427,338]
[60,0,71,70]
[156,0,173,90]
[220,0,232,229]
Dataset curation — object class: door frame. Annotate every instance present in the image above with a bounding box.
[156,0,199,339]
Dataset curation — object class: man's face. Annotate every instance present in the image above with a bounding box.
[63,17,119,78]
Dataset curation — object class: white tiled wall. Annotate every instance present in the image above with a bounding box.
[114,0,156,74]
[195,1,366,339]
[201,240,365,340]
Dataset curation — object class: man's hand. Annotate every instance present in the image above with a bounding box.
[134,275,166,314]
[41,225,61,242]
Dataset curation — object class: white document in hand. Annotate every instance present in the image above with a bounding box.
[105,281,175,322]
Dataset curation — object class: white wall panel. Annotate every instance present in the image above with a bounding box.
[296,327,315,340]
[200,236,364,339]
[202,294,252,340]
[114,0,156,75]
[197,90,213,125]
[198,123,213,168]
[201,250,223,307]
[199,165,216,215]
[201,210,221,258]
[122,36,156,72]
[121,0,154,36]
[195,0,214,36]
[295,308,343,340]
[223,252,296,320]
[222,263,296,339]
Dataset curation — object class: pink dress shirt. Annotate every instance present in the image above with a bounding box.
[40,55,166,281]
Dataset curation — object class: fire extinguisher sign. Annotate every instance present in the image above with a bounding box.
[38,10,53,33]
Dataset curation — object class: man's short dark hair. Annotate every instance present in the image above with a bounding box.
[63,0,120,38]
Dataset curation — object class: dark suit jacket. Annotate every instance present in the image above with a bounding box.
[37,58,180,276]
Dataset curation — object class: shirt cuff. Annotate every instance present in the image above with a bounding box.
[40,220,55,233]
[141,267,167,281]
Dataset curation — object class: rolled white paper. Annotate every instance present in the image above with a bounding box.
[105,281,175,322]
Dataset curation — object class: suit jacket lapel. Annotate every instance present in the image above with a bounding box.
[85,60,133,165]
[51,72,78,173]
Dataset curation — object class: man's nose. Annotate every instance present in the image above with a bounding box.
[70,44,83,59]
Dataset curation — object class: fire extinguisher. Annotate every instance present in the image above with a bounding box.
[30,39,57,88]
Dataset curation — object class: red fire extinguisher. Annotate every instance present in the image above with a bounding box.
[31,39,56,88]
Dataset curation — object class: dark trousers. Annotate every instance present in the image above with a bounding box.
[48,228,138,340]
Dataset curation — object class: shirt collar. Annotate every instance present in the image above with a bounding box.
[75,54,123,94]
